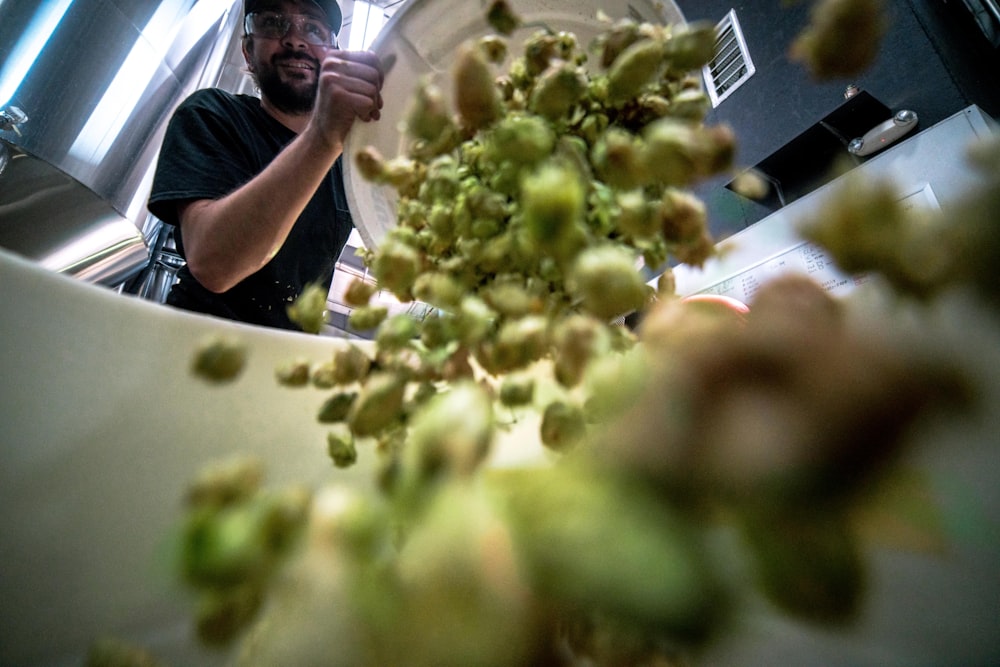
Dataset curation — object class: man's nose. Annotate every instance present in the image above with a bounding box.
[281,23,310,48]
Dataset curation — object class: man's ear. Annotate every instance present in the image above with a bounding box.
[241,36,255,73]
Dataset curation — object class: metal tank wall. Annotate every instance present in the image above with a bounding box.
[0,0,242,285]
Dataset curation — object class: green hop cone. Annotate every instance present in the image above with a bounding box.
[477,34,509,64]
[402,381,495,488]
[499,373,536,407]
[486,0,521,35]
[287,282,329,334]
[615,189,658,238]
[490,315,549,373]
[521,160,587,263]
[185,455,263,509]
[641,119,699,187]
[606,37,666,107]
[387,483,534,667]
[540,400,586,451]
[331,344,372,385]
[591,128,648,191]
[551,313,612,388]
[597,19,643,68]
[569,244,649,321]
[192,335,247,383]
[481,280,539,319]
[372,239,422,299]
[181,504,274,588]
[348,371,407,438]
[739,507,866,624]
[327,427,358,468]
[455,295,497,347]
[343,277,377,308]
[406,79,457,143]
[668,88,711,121]
[354,145,387,182]
[454,42,502,131]
[488,463,723,639]
[194,584,263,647]
[657,188,708,245]
[310,360,337,388]
[317,391,357,423]
[529,62,587,121]
[412,272,466,311]
[376,314,420,351]
[790,0,886,80]
[663,21,718,72]
[275,358,311,387]
[486,114,556,165]
[349,305,389,332]
[643,119,736,187]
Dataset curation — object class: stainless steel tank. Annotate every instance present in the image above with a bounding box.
[0,0,243,285]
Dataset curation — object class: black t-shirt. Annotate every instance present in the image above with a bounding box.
[148,88,353,330]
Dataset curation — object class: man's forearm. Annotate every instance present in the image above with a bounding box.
[178,126,343,293]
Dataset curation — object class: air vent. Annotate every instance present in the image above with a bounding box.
[702,9,755,108]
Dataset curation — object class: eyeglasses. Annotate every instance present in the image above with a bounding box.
[244,12,338,48]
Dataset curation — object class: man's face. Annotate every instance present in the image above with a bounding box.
[244,0,334,115]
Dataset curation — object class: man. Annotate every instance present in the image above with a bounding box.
[148,0,384,330]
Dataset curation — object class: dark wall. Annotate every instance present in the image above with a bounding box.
[673,0,1000,239]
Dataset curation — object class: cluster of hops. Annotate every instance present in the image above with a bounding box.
[340,8,731,456]
[175,3,1000,665]
[176,457,312,645]
[357,17,730,292]
[179,8,738,661]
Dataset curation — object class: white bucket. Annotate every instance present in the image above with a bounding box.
[342,0,687,249]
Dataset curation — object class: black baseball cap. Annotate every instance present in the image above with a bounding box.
[244,0,343,35]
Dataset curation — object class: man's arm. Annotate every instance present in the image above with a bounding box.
[179,50,384,294]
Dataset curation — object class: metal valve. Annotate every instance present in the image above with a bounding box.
[0,106,29,136]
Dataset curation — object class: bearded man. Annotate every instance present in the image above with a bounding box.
[149,0,384,330]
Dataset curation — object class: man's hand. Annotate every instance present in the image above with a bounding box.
[311,49,385,149]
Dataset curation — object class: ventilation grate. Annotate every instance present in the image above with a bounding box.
[702,9,755,108]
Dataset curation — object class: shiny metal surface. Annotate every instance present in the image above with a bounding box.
[0,143,150,284]
[0,0,243,284]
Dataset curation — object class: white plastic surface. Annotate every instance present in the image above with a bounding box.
[0,246,545,666]
[343,0,686,250]
[0,248,372,665]
[2,240,1000,664]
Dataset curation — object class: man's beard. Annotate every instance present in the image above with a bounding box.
[256,51,319,115]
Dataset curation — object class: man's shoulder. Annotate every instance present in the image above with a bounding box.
[180,88,262,116]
